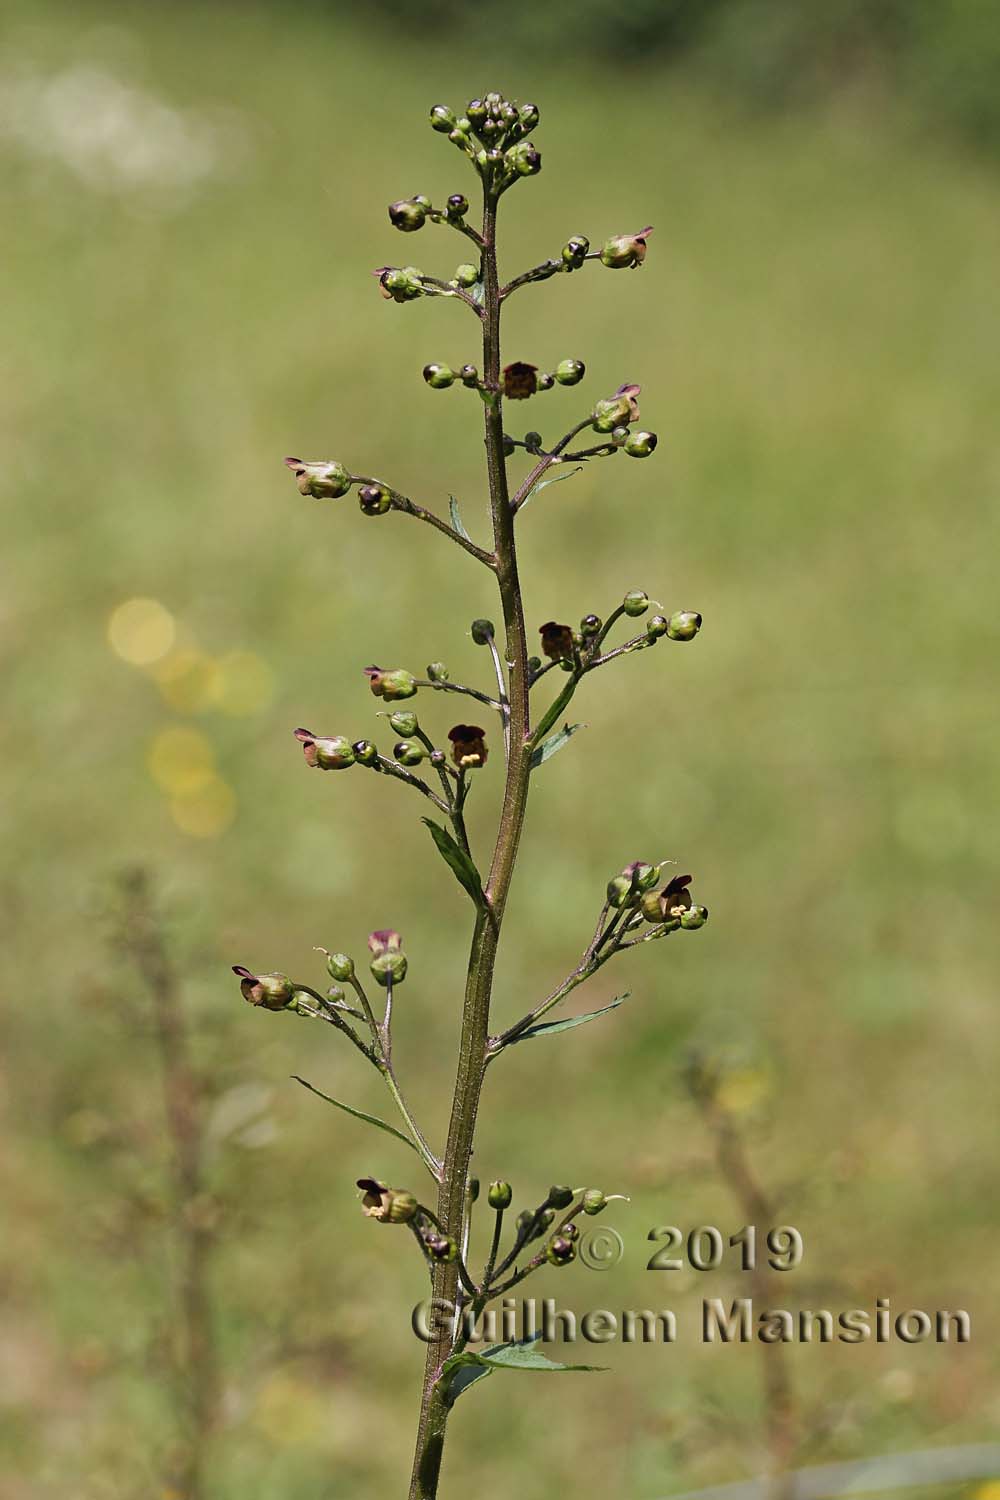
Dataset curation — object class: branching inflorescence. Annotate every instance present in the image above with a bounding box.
[232,91,708,1499]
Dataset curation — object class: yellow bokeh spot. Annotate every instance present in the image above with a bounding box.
[973,1484,1000,1500]
[717,1066,771,1117]
[210,650,274,716]
[147,726,216,794]
[152,648,220,713]
[254,1372,327,1447]
[107,597,176,665]
[170,775,236,838]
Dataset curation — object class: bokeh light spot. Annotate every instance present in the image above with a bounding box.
[152,648,219,713]
[107,597,176,665]
[169,775,236,838]
[147,726,215,794]
[210,650,274,716]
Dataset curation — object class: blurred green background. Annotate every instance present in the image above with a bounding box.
[3,1,999,1496]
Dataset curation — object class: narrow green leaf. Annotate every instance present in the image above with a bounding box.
[422,819,485,907]
[477,1340,604,1372]
[440,1333,602,1407]
[448,495,473,542]
[509,994,630,1045]
[292,1076,420,1156]
[521,464,582,511]
[530,721,586,770]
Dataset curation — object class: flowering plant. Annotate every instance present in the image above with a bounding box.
[232,91,707,1498]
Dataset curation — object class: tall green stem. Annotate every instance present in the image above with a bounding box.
[408,182,532,1500]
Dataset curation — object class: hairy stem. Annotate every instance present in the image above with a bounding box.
[408,180,533,1500]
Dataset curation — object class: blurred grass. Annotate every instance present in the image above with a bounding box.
[2,1,999,1497]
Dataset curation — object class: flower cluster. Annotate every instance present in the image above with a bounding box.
[429,93,541,191]
[606,863,709,931]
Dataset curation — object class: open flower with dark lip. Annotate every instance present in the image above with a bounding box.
[363,665,417,701]
[283,456,351,499]
[357,1178,418,1224]
[599,226,653,269]
[292,727,355,770]
[232,967,295,1010]
[640,873,695,927]
[592,382,641,433]
[502,361,539,399]
[539,620,575,661]
[448,724,488,769]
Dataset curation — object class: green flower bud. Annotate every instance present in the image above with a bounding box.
[460,363,479,387]
[519,102,540,132]
[555,358,585,386]
[394,740,425,767]
[507,141,541,177]
[527,655,542,673]
[537,372,555,391]
[469,1178,480,1202]
[364,666,417,701]
[471,618,495,645]
[666,610,702,642]
[283,457,351,499]
[377,265,425,303]
[325,982,347,1006]
[606,874,633,908]
[454,263,479,288]
[546,1234,577,1266]
[547,1185,574,1210]
[370,949,408,987]
[423,362,455,389]
[358,482,391,516]
[580,613,602,636]
[293,728,355,770]
[502,434,517,456]
[623,589,649,617]
[389,710,418,736]
[358,1178,419,1224]
[680,905,709,930]
[629,861,659,892]
[352,738,378,766]
[624,430,657,458]
[582,1189,607,1216]
[286,990,318,1016]
[325,952,355,982]
[388,198,426,233]
[515,1208,535,1236]
[599,226,652,269]
[532,1208,556,1239]
[446,192,469,217]
[488,1180,513,1210]
[646,615,669,640]
[466,98,487,126]
[233,967,295,1011]
[524,430,543,451]
[426,661,449,683]
[561,234,590,268]
[430,104,456,133]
